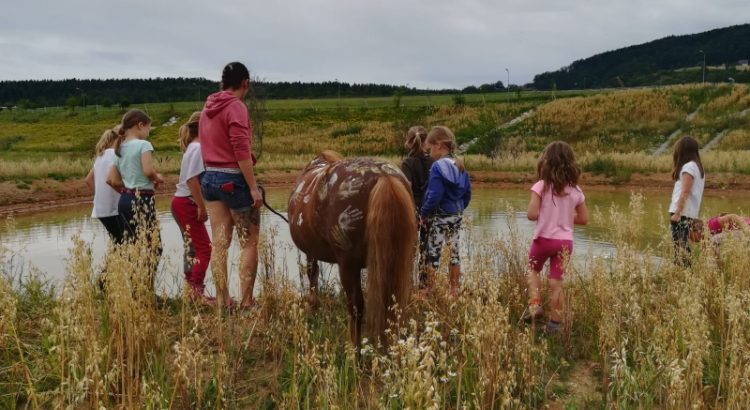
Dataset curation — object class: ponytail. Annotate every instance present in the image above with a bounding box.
[179,111,201,152]
[404,125,427,158]
[94,126,120,156]
[114,126,126,157]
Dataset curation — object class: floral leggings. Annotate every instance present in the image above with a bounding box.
[426,214,462,268]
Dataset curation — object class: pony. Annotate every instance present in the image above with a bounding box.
[288,150,417,347]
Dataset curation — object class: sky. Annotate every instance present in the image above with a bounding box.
[0,0,748,89]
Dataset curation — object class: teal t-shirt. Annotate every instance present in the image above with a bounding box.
[115,139,155,190]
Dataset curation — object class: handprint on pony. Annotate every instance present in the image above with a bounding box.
[288,150,417,347]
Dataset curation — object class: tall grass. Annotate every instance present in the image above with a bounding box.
[3,194,750,407]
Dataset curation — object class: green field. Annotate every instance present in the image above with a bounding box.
[1,84,749,183]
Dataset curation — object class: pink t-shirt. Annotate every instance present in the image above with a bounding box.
[530,180,585,241]
[707,215,750,235]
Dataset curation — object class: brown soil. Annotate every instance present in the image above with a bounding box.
[3,170,750,216]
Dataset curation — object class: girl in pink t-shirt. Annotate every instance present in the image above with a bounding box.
[524,141,588,333]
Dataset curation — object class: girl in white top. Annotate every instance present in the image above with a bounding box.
[669,136,705,266]
[85,126,125,244]
[170,112,213,304]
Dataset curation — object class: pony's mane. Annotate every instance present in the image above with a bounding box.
[319,150,344,163]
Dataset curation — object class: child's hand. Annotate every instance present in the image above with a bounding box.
[153,173,165,188]
[197,206,208,223]
[420,217,428,227]
[670,212,682,222]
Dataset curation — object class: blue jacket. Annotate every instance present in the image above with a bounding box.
[420,157,471,217]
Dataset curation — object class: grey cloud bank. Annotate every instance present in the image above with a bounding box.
[0,0,748,89]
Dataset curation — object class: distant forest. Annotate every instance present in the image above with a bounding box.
[532,24,750,89]
[0,78,508,109]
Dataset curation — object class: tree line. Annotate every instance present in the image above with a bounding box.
[0,78,507,109]
[532,23,750,90]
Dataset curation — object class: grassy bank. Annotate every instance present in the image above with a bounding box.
[2,196,750,408]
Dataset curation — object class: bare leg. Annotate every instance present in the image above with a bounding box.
[232,207,260,308]
[527,268,542,305]
[548,278,565,323]
[449,264,461,298]
[206,201,234,308]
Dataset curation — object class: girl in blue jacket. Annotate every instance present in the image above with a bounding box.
[420,126,471,298]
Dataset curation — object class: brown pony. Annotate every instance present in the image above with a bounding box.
[288,151,417,347]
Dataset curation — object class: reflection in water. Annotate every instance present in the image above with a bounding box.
[1,187,748,297]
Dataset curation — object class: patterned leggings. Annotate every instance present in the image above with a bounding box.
[426,214,462,268]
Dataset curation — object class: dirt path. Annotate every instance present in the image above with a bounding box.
[3,170,750,217]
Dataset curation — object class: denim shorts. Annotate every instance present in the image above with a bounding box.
[201,170,254,212]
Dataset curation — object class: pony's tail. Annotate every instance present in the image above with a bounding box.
[365,175,416,345]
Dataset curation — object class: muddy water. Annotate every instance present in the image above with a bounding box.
[1,187,748,296]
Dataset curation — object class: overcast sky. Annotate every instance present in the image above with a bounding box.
[1,0,748,89]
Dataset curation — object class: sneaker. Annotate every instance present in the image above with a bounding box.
[544,320,561,334]
[522,304,544,323]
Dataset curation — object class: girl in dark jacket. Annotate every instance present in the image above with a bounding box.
[401,126,433,288]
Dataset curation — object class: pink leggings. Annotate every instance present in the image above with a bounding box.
[170,196,212,291]
[528,237,573,280]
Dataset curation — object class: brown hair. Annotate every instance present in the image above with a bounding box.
[179,111,201,152]
[536,141,581,196]
[426,126,465,172]
[221,61,250,90]
[94,124,121,156]
[114,109,152,157]
[404,126,428,157]
[671,136,704,181]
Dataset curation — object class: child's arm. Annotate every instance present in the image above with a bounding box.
[670,172,694,222]
[574,201,589,225]
[187,176,208,222]
[85,168,94,192]
[527,192,541,221]
[141,151,165,187]
[106,165,124,191]
[719,214,750,233]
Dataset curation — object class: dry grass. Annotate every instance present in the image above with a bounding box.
[2,194,750,408]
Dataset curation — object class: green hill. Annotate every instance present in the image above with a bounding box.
[532,24,750,90]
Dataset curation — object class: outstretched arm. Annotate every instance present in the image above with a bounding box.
[719,214,750,233]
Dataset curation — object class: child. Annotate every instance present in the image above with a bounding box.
[401,125,434,288]
[85,125,125,244]
[668,136,705,266]
[690,213,750,243]
[419,126,471,298]
[107,109,164,282]
[524,141,588,334]
[171,112,213,304]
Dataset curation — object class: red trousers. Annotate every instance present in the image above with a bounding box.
[170,196,211,291]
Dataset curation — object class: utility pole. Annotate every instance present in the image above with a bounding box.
[505,68,510,103]
[699,49,706,85]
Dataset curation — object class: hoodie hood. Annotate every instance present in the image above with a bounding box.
[434,157,469,190]
[204,91,240,119]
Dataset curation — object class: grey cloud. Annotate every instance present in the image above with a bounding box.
[0,0,748,87]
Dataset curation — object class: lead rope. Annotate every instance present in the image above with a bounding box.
[258,185,289,223]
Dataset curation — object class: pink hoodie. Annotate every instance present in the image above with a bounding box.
[199,91,254,168]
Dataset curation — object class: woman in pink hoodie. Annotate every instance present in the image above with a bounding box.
[199,62,263,310]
